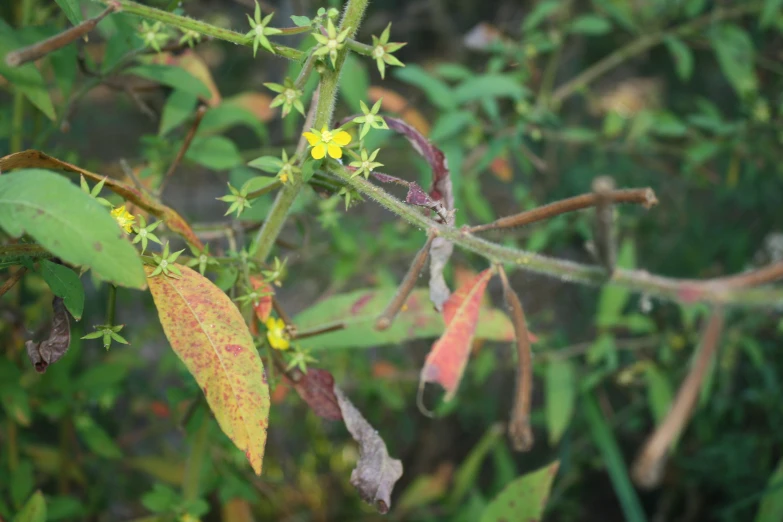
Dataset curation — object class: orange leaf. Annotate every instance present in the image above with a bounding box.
[420,268,493,400]
[368,86,430,136]
[153,51,221,106]
[145,265,269,475]
[249,276,273,322]
[490,154,513,182]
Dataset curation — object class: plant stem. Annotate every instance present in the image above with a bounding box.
[329,164,783,308]
[107,284,117,325]
[95,0,305,61]
[549,2,765,106]
[250,0,370,264]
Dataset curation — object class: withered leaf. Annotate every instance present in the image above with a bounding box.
[290,368,342,421]
[26,296,71,373]
[334,385,403,514]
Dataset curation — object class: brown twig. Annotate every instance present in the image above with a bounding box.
[0,267,27,299]
[591,176,617,273]
[5,6,116,67]
[160,105,208,195]
[375,234,436,331]
[632,309,725,488]
[272,297,296,336]
[291,322,345,340]
[497,265,534,452]
[468,188,657,233]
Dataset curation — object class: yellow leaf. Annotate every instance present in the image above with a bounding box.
[145,265,270,474]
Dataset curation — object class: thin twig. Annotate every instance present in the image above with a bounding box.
[591,176,617,273]
[5,6,116,67]
[160,105,208,195]
[376,234,435,331]
[632,309,725,488]
[468,188,657,233]
[0,267,27,299]
[291,322,345,340]
[497,265,534,452]
[272,297,296,336]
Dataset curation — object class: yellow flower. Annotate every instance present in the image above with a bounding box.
[302,126,351,160]
[265,317,290,350]
[110,205,135,234]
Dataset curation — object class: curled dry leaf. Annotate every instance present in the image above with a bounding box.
[249,275,273,323]
[26,296,71,373]
[421,268,493,400]
[382,116,455,311]
[289,368,342,421]
[334,385,404,514]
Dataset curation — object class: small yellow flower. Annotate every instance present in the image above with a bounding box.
[265,317,290,350]
[302,126,351,160]
[110,205,135,234]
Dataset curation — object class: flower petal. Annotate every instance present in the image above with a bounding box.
[311,144,326,159]
[327,144,343,159]
[302,132,320,145]
[333,130,352,146]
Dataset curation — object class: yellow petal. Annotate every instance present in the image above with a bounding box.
[327,144,343,159]
[311,144,326,159]
[333,130,352,146]
[302,132,320,146]
[320,125,329,133]
[278,338,290,350]
[265,317,275,330]
[275,318,285,329]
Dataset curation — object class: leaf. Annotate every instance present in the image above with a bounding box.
[449,424,504,506]
[584,392,647,522]
[546,359,576,445]
[523,0,561,31]
[481,461,559,522]
[199,103,268,140]
[126,64,211,99]
[74,415,122,459]
[247,156,283,174]
[290,15,311,27]
[645,364,673,425]
[25,297,71,373]
[397,463,453,513]
[0,20,56,120]
[0,169,146,288]
[664,36,694,81]
[249,276,273,323]
[290,368,342,421]
[295,287,514,351]
[169,50,221,106]
[569,15,612,35]
[334,386,403,513]
[597,239,635,327]
[429,111,476,143]
[710,24,757,97]
[13,491,45,522]
[185,136,243,171]
[159,90,198,136]
[10,461,34,509]
[145,265,270,475]
[393,65,457,111]
[452,75,528,105]
[222,92,275,123]
[755,458,783,522]
[54,0,82,25]
[340,53,370,113]
[421,268,493,400]
[39,259,84,320]
[761,0,783,28]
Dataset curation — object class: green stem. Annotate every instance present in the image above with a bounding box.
[10,90,24,153]
[549,2,764,107]
[182,414,209,501]
[107,284,116,325]
[94,0,305,61]
[250,0,370,264]
[329,164,783,308]
[346,38,373,55]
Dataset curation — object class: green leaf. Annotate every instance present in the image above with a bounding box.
[340,53,370,113]
[569,15,612,35]
[435,63,474,81]
[546,359,576,445]
[453,75,527,105]
[46,497,84,521]
[449,424,504,506]
[290,15,311,27]
[430,111,475,142]
[597,240,635,327]
[199,103,268,141]
[522,0,561,31]
[294,288,515,351]
[247,156,283,174]
[480,461,559,522]
[54,0,83,25]
[185,136,243,170]
[126,64,211,99]
[142,484,180,513]
[39,259,85,320]
[0,20,56,121]
[0,170,145,289]
[13,491,45,522]
[1,386,31,426]
[755,458,783,522]
[584,392,647,522]
[761,0,783,28]
[710,24,757,97]
[664,36,694,81]
[394,65,456,111]
[651,111,688,137]
[645,364,673,426]
[74,415,122,459]
[10,461,34,509]
[159,90,198,136]
[241,176,277,194]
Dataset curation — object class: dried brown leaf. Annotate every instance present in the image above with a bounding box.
[26,296,71,373]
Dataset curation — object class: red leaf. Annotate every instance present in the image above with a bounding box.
[290,368,343,421]
[249,276,273,323]
[420,268,493,400]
